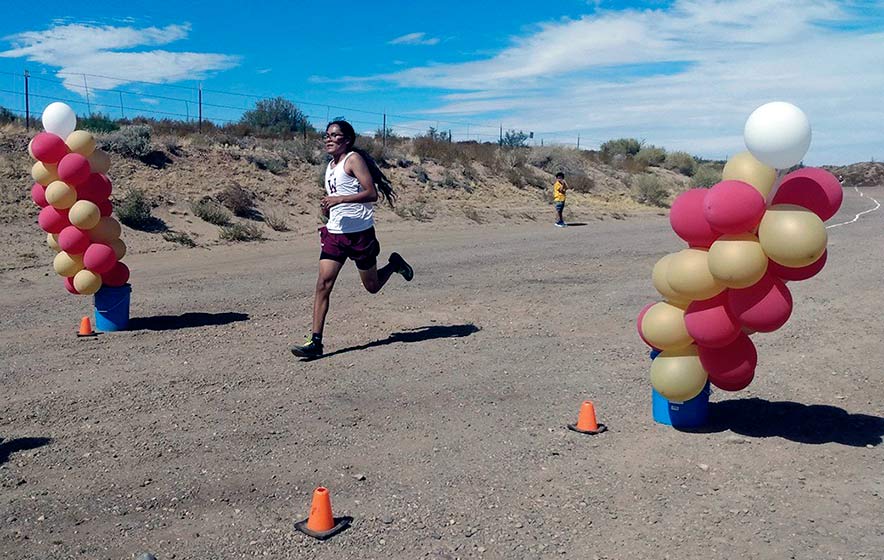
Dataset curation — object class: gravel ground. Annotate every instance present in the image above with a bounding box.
[1,187,882,560]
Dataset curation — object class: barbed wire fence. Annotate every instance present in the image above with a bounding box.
[0,69,604,149]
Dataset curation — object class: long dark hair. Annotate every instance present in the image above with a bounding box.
[328,120,396,207]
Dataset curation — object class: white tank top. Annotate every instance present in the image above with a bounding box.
[324,152,374,234]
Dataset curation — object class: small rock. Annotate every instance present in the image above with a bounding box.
[381,514,393,524]
[698,464,709,471]
[353,474,366,481]
[136,554,157,560]
[725,435,749,444]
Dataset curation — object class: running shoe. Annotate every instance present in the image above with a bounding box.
[555,221,566,228]
[389,252,414,281]
[290,336,323,359]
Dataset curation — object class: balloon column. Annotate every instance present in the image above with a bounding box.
[638,102,842,402]
[30,102,130,296]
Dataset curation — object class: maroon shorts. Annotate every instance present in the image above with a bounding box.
[319,226,381,270]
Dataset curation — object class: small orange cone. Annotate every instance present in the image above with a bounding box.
[294,487,351,540]
[567,400,607,434]
[77,316,97,338]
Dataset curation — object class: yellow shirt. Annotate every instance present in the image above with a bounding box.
[553,181,566,202]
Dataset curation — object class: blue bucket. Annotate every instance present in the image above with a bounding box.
[93,283,131,331]
[649,348,710,428]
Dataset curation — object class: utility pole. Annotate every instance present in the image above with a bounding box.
[198,84,203,132]
[23,70,30,131]
[499,124,503,145]
[383,113,387,149]
[119,91,125,119]
[83,74,91,116]
[577,133,581,150]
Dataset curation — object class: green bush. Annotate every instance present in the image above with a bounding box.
[501,129,529,148]
[162,231,196,247]
[116,188,154,228]
[240,97,313,136]
[635,146,667,167]
[601,138,642,160]
[79,113,119,133]
[246,153,287,174]
[632,174,669,207]
[0,106,17,125]
[191,198,232,225]
[219,223,263,242]
[528,147,585,176]
[101,125,152,158]
[664,151,698,176]
[692,164,722,188]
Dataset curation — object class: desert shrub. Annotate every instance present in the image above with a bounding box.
[568,174,595,193]
[505,167,525,188]
[457,142,501,171]
[191,198,232,225]
[664,151,698,176]
[523,168,548,190]
[0,106,16,125]
[412,136,458,166]
[263,209,290,231]
[246,153,287,174]
[116,188,154,228]
[528,147,585,175]
[413,165,429,183]
[240,97,313,136]
[394,197,435,221]
[692,164,721,188]
[219,223,263,242]
[79,113,119,133]
[162,231,196,247]
[462,205,483,223]
[601,138,642,160]
[101,125,152,158]
[500,148,527,169]
[217,184,256,217]
[635,146,667,167]
[632,174,669,207]
[501,129,529,147]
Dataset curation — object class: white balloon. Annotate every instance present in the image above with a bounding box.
[42,102,77,138]
[744,102,811,169]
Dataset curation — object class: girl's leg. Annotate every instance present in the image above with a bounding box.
[357,261,397,294]
[312,259,345,335]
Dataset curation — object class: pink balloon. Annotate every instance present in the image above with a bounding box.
[57,153,92,186]
[78,173,112,203]
[703,180,766,234]
[670,189,720,248]
[63,276,80,295]
[684,292,741,348]
[698,332,757,391]
[58,226,91,254]
[768,250,827,282]
[83,243,118,274]
[30,132,69,164]
[102,261,130,287]
[31,182,48,207]
[772,167,843,222]
[38,206,70,234]
[636,302,655,348]
[727,272,793,332]
[97,198,114,217]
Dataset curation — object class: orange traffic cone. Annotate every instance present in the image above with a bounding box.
[77,316,97,338]
[294,487,352,540]
[567,400,607,434]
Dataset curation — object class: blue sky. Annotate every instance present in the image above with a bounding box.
[1,0,882,164]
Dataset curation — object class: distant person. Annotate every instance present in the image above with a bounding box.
[553,172,568,227]
[291,120,413,359]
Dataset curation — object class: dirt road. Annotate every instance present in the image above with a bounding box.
[2,188,882,559]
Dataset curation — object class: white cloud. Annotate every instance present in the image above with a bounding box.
[389,32,440,46]
[140,98,160,105]
[0,23,239,93]
[354,1,884,164]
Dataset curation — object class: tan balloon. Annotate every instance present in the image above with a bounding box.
[666,248,725,301]
[650,345,708,402]
[47,233,61,252]
[32,161,59,186]
[45,180,78,210]
[87,149,111,174]
[652,253,692,307]
[109,238,127,260]
[73,269,103,295]
[640,301,694,351]
[708,233,769,288]
[89,216,122,243]
[722,151,777,199]
[69,200,101,230]
[28,137,35,159]
[758,204,827,267]
[53,251,84,277]
[66,130,97,156]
